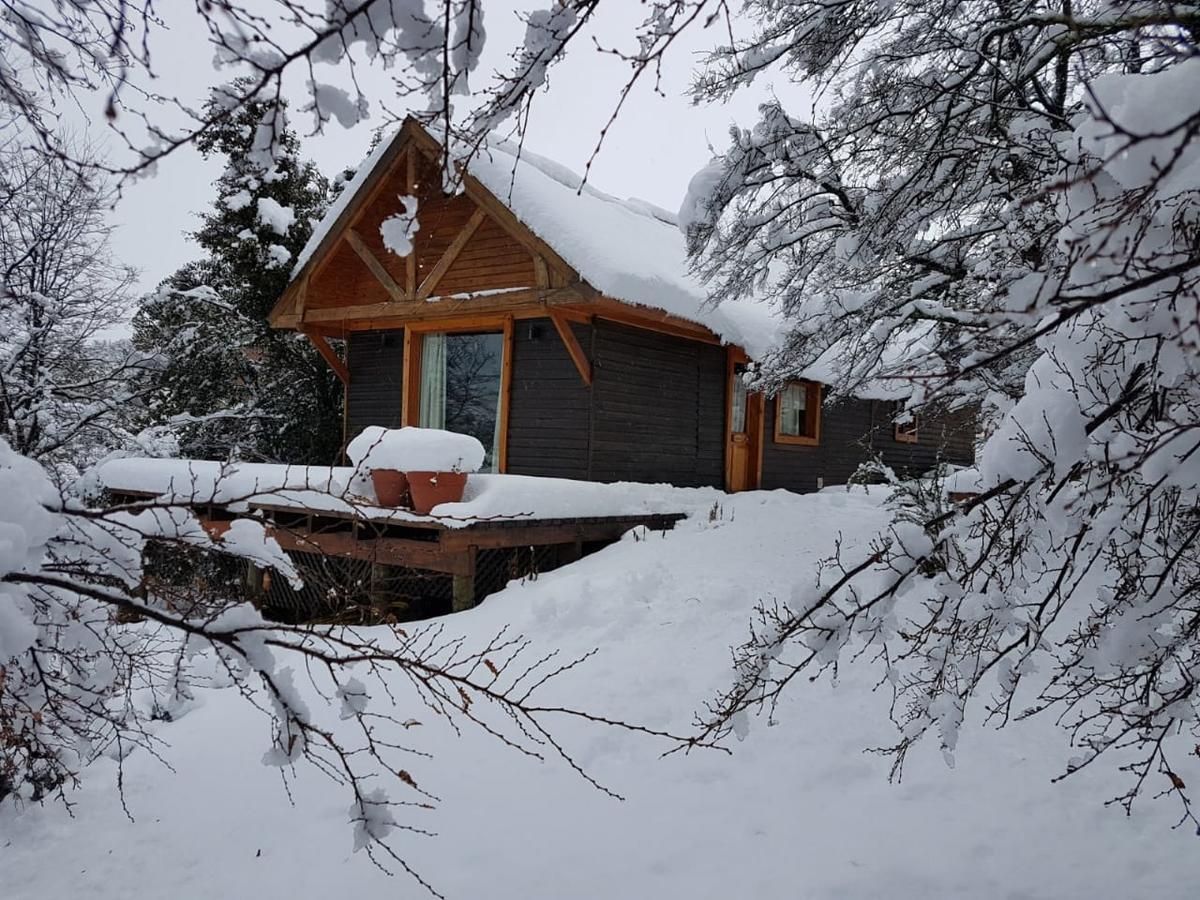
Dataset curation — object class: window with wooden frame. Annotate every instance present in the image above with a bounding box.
[894,412,919,444]
[401,316,514,472]
[773,380,822,446]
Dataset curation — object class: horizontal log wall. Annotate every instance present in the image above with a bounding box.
[875,402,976,474]
[342,320,976,495]
[506,318,726,487]
[506,318,593,479]
[760,397,870,492]
[345,328,404,439]
[761,397,976,492]
[588,320,725,488]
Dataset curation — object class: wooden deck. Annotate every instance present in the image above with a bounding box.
[252,499,684,613]
[110,489,685,619]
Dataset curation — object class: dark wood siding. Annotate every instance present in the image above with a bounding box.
[506,318,593,479]
[504,318,726,487]
[874,402,976,475]
[343,321,976,495]
[761,396,873,492]
[345,329,404,439]
[762,396,975,492]
[588,320,725,488]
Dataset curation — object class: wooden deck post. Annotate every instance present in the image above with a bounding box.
[451,546,478,612]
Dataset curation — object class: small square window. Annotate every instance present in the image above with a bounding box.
[894,417,919,444]
[774,381,821,445]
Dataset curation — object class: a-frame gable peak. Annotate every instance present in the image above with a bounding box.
[270,117,589,329]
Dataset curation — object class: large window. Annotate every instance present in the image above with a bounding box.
[774,380,821,446]
[418,331,505,471]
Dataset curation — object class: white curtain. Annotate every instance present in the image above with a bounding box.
[488,385,503,473]
[419,333,446,429]
[731,374,748,434]
[779,382,807,435]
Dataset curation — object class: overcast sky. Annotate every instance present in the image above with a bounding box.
[72,3,801,331]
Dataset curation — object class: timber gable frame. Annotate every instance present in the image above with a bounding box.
[269,118,720,355]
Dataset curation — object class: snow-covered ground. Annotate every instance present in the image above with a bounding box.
[1,487,1191,898]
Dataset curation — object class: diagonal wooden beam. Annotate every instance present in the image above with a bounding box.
[303,330,349,385]
[549,310,592,386]
[459,173,577,282]
[270,130,411,328]
[345,228,406,301]
[417,207,487,301]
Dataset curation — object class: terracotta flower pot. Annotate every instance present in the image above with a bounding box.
[406,471,468,515]
[370,468,410,507]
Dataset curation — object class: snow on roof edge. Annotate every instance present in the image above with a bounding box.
[286,122,937,400]
[288,120,784,359]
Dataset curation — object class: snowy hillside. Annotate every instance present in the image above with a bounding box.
[0,487,1191,899]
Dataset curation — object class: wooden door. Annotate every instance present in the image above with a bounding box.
[726,363,763,492]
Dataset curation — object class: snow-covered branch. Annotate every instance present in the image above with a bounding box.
[684,0,1200,824]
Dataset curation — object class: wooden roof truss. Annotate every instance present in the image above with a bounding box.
[270,119,729,386]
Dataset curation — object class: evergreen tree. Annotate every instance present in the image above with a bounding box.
[133,87,343,463]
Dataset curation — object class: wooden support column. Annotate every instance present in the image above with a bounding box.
[401,327,421,426]
[451,546,478,612]
[405,150,418,297]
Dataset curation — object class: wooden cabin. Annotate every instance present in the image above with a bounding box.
[270,119,974,493]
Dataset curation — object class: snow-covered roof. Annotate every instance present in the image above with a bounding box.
[291,122,783,359]
[459,138,782,358]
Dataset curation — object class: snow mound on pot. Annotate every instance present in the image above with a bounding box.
[346,426,485,474]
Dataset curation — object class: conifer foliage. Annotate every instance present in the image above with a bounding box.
[133,91,343,464]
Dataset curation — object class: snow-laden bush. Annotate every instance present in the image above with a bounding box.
[0,437,297,802]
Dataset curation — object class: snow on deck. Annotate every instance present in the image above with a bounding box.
[97,458,709,528]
